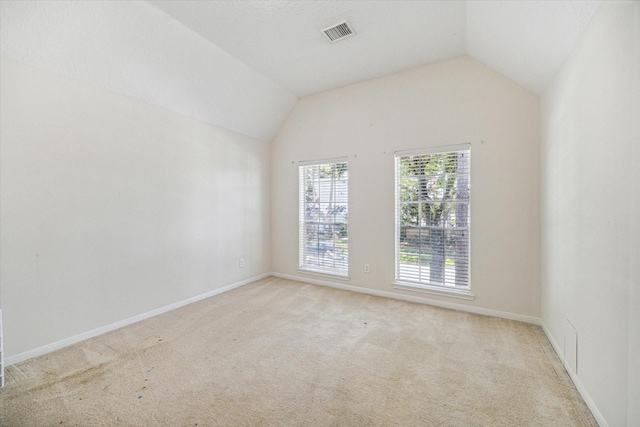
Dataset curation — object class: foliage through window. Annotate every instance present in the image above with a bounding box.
[395,146,470,290]
[299,159,348,276]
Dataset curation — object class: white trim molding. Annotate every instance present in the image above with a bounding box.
[5,269,607,427]
[5,273,272,367]
[394,281,475,300]
[274,273,607,424]
[298,269,350,281]
[299,156,349,166]
[540,321,609,427]
[272,272,539,325]
[0,309,4,388]
[395,143,471,157]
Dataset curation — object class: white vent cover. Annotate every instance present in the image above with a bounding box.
[321,21,355,43]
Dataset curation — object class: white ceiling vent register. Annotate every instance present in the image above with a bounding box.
[321,21,355,43]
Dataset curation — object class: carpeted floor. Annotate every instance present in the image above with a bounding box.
[0,277,596,426]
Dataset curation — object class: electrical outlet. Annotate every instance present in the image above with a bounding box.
[239,258,245,268]
[364,263,370,273]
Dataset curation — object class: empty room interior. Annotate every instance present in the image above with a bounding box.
[0,1,638,426]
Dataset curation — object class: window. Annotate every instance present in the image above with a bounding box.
[395,145,471,298]
[299,159,348,277]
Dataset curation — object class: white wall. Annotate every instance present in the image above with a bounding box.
[0,58,271,361]
[540,3,639,426]
[271,56,540,318]
[0,1,297,142]
[631,5,640,426]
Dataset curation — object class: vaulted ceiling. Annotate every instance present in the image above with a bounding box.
[0,1,602,142]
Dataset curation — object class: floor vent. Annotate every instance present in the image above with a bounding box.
[0,309,4,387]
[321,21,355,43]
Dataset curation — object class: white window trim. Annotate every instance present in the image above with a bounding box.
[393,281,475,300]
[395,143,470,158]
[394,144,471,298]
[299,157,349,277]
[299,156,349,167]
[298,268,351,281]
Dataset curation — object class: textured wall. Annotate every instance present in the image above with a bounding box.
[0,59,271,360]
[541,3,639,426]
[271,56,541,318]
[0,1,297,141]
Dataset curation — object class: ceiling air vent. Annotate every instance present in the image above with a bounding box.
[321,21,355,43]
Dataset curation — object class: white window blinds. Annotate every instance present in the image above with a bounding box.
[395,146,470,289]
[299,159,348,276]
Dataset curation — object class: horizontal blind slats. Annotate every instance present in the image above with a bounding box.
[395,149,470,289]
[299,161,349,276]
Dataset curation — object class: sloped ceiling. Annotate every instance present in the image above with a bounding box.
[466,1,603,94]
[0,0,297,142]
[150,0,601,96]
[0,1,602,141]
[149,0,467,97]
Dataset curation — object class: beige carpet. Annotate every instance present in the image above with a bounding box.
[1,277,596,426]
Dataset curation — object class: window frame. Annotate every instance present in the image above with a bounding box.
[298,157,349,279]
[393,144,474,300]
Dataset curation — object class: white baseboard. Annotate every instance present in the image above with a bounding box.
[0,309,4,388]
[5,273,271,367]
[274,272,607,425]
[5,271,609,427]
[540,321,608,427]
[271,272,542,325]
